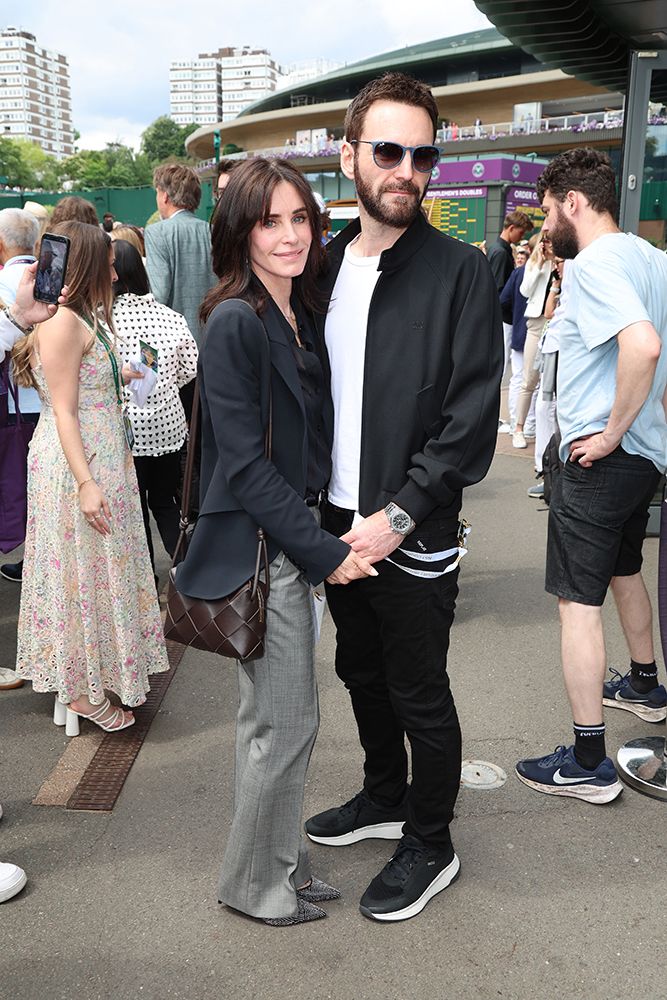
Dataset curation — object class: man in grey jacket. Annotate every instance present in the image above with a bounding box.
[144,163,216,344]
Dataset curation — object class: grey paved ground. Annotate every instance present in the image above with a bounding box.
[1,450,666,1000]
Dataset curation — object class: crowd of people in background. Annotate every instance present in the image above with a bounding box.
[1,74,666,927]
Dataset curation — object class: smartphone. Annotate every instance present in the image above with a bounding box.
[34,232,70,304]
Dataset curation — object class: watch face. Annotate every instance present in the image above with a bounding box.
[392,511,411,533]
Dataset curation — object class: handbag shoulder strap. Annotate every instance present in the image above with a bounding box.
[178,378,200,536]
[172,327,273,567]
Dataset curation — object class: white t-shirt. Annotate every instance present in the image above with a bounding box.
[325,240,381,510]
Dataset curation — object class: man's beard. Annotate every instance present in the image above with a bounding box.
[354,158,424,229]
[549,205,580,260]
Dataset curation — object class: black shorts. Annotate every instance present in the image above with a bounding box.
[545,447,661,607]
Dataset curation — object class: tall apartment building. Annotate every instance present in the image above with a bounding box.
[170,46,282,126]
[0,26,74,160]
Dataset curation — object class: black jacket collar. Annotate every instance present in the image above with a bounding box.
[325,212,432,279]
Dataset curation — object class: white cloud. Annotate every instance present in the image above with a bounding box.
[2,1,491,150]
[76,118,146,153]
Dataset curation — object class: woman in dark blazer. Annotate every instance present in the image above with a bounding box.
[176,158,375,926]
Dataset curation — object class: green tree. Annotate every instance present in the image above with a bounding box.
[103,143,153,187]
[60,143,154,188]
[0,136,36,188]
[140,116,198,164]
[12,139,62,190]
[61,149,108,188]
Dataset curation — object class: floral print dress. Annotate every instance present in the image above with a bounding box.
[16,323,169,707]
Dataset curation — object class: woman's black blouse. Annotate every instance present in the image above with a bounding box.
[278,302,331,501]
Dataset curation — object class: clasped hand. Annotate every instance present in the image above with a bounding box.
[326,510,403,585]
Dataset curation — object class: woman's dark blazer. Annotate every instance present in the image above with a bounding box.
[175,296,349,600]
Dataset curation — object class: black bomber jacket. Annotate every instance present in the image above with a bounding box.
[317,213,504,524]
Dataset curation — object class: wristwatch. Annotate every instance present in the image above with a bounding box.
[384,502,416,536]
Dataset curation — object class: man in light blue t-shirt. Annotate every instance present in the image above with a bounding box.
[515,147,667,806]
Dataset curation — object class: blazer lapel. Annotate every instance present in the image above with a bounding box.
[263,301,305,419]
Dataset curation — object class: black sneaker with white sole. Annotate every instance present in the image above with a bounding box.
[305,788,406,846]
[0,561,22,583]
[359,834,460,922]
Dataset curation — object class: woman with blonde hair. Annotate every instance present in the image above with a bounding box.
[110,225,146,258]
[12,221,169,731]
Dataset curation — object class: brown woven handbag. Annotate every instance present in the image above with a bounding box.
[163,379,271,662]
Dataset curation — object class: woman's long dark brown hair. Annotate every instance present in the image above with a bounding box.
[200,158,324,324]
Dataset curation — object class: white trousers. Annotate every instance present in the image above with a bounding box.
[534,391,557,473]
[510,348,536,433]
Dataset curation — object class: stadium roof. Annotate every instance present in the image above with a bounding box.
[474,0,667,102]
[238,28,535,117]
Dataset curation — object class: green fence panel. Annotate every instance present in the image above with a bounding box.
[0,181,214,227]
[640,179,667,221]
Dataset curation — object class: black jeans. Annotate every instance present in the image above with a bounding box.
[323,502,462,850]
[133,452,182,572]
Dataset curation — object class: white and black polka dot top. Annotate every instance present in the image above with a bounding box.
[113,292,198,457]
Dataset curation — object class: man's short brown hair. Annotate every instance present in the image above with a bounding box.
[504,210,533,232]
[344,72,439,143]
[153,164,201,212]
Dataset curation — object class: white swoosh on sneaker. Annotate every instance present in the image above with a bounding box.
[552,769,597,785]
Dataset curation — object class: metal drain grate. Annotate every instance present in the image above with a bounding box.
[460,759,507,790]
[65,640,185,811]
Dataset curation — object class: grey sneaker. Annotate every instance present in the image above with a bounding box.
[264,897,327,926]
[527,481,544,499]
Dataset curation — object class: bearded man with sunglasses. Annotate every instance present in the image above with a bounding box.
[306,73,503,922]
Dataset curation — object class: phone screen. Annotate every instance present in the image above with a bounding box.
[34,233,70,304]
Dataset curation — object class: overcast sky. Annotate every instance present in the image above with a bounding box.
[3,1,492,151]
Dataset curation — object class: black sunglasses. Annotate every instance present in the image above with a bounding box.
[350,139,440,174]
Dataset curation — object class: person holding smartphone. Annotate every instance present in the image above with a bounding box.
[512,230,554,449]
[0,266,69,901]
[11,221,169,731]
